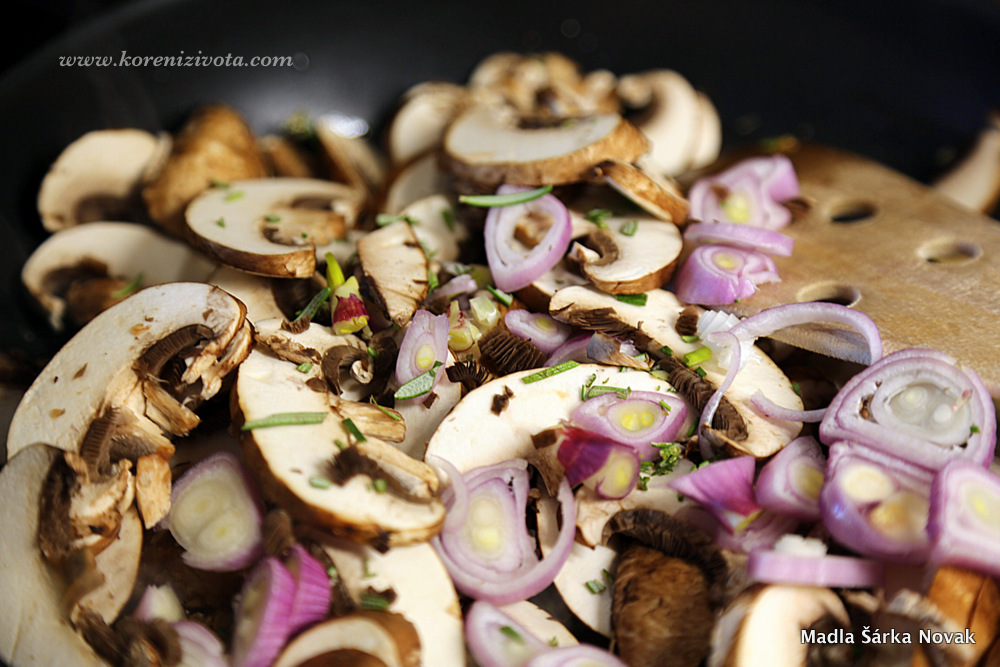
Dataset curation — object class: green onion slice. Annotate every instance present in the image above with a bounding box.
[486,285,513,307]
[683,346,713,367]
[620,219,638,236]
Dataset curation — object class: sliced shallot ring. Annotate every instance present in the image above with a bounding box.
[396,308,450,386]
[751,390,826,423]
[465,600,550,667]
[755,436,826,521]
[683,221,794,256]
[747,548,886,588]
[505,309,573,355]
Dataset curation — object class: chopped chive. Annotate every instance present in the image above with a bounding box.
[308,476,331,489]
[326,566,338,578]
[660,345,673,357]
[293,287,331,324]
[459,184,552,208]
[620,219,638,236]
[549,637,559,647]
[522,361,580,384]
[585,385,631,400]
[585,208,613,226]
[370,397,402,421]
[602,568,614,584]
[367,346,378,360]
[360,593,390,611]
[301,232,309,239]
[342,418,366,442]
[111,272,144,299]
[241,411,327,430]
[585,579,606,594]
[791,382,802,396]
[687,422,698,437]
[224,189,245,202]
[616,293,647,307]
[659,400,672,412]
[376,213,419,227]
[210,179,230,189]
[215,217,226,227]
[695,367,707,378]
[636,476,649,491]
[295,361,313,373]
[499,626,523,642]
[971,424,981,434]
[334,439,347,450]
[680,334,700,343]
[683,346,713,367]
[441,207,457,231]
[265,214,281,223]
[486,285,513,307]
[362,557,376,579]
[393,361,445,400]
[372,478,388,493]
[427,268,440,292]
[581,373,598,401]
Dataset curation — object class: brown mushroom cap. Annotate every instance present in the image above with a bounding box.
[273,611,421,667]
[357,221,429,328]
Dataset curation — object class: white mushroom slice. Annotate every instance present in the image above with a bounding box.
[134,453,172,528]
[7,283,251,461]
[537,497,616,638]
[399,194,465,263]
[236,348,445,547]
[425,364,674,481]
[515,258,589,313]
[593,159,690,223]
[548,286,801,458]
[0,445,131,666]
[312,536,465,667]
[357,222,429,327]
[387,82,469,167]
[37,129,168,231]
[74,504,142,624]
[708,584,851,667]
[617,70,703,177]
[205,265,285,323]
[689,93,723,171]
[393,353,463,461]
[331,395,405,443]
[498,601,579,649]
[383,152,454,214]
[22,221,217,330]
[316,115,387,201]
[569,217,683,294]
[186,178,365,278]
[274,611,421,667]
[442,105,649,189]
[932,112,1000,213]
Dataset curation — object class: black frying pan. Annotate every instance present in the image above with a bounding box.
[2,0,999,363]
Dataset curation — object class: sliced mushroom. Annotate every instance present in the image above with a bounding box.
[569,217,683,294]
[689,93,724,172]
[514,258,589,313]
[259,134,322,178]
[386,82,469,167]
[235,347,445,548]
[0,444,140,667]
[7,282,252,461]
[382,151,454,214]
[393,352,464,460]
[932,112,1000,214]
[710,584,852,667]
[308,535,465,667]
[186,178,365,278]
[499,600,579,649]
[134,453,172,528]
[442,105,649,190]
[273,611,420,667]
[205,265,285,324]
[396,193,465,263]
[316,114,387,204]
[548,286,802,458]
[357,221,429,327]
[912,566,1000,667]
[592,159,690,223]
[37,129,169,232]
[142,104,268,237]
[22,222,217,330]
[330,395,405,443]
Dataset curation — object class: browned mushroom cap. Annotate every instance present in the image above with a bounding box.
[386,82,470,168]
[932,112,1000,214]
[142,104,268,237]
[273,611,420,667]
[911,566,1000,667]
[442,105,649,191]
[568,216,683,295]
[37,129,169,232]
[592,159,690,224]
[357,221,429,327]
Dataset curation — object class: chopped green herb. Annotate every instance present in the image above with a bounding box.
[393,361,445,400]
[683,346,713,367]
[265,214,281,223]
[427,268,440,292]
[499,626,523,642]
[326,566,338,578]
[376,213,418,227]
[215,217,226,227]
[295,361,313,373]
[372,478,388,493]
[602,568,614,584]
[581,373,598,401]
[585,579,606,594]
[659,345,673,357]
[616,293,647,307]
[522,361,580,384]
[369,397,402,421]
[362,557,376,579]
[585,208,613,227]
[241,412,327,430]
[485,285,513,307]
[360,593,390,611]
[224,189,245,202]
[293,287,331,324]
[334,439,347,450]
[638,442,682,491]
[111,272,144,299]
[620,219,638,236]
[459,184,552,208]
[301,232,309,239]
[441,207,457,231]
[342,418,367,443]
[418,239,438,259]
[308,476,332,489]
[367,346,378,360]
[971,424,981,434]
[659,400,672,413]
[695,367,707,378]
[681,334,700,343]
[210,179,230,189]
[687,422,698,438]
[792,382,802,396]
[636,476,649,491]
[549,637,559,647]
[585,385,631,400]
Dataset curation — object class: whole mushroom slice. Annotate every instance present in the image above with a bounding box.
[397,193,465,263]
[382,151,454,214]
[393,351,464,460]
[273,611,420,667]
[442,105,649,190]
[0,444,141,667]
[386,82,470,167]
[592,159,690,224]
[315,115,388,203]
[708,584,852,667]
[514,258,589,313]
[569,216,684,294]
[22,221,217,330]
[205,265,285,324]
[689,93,724,172]
[186,178,364,278]
[7,282,252,462]
[357,221,429,327]
[258,134,322,179]
[37,128,169,232]
[932,112,1000,214]
[142,103,269,237]
[235,348,445,548]
[548,286,802,458]
[310,535,465,667]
